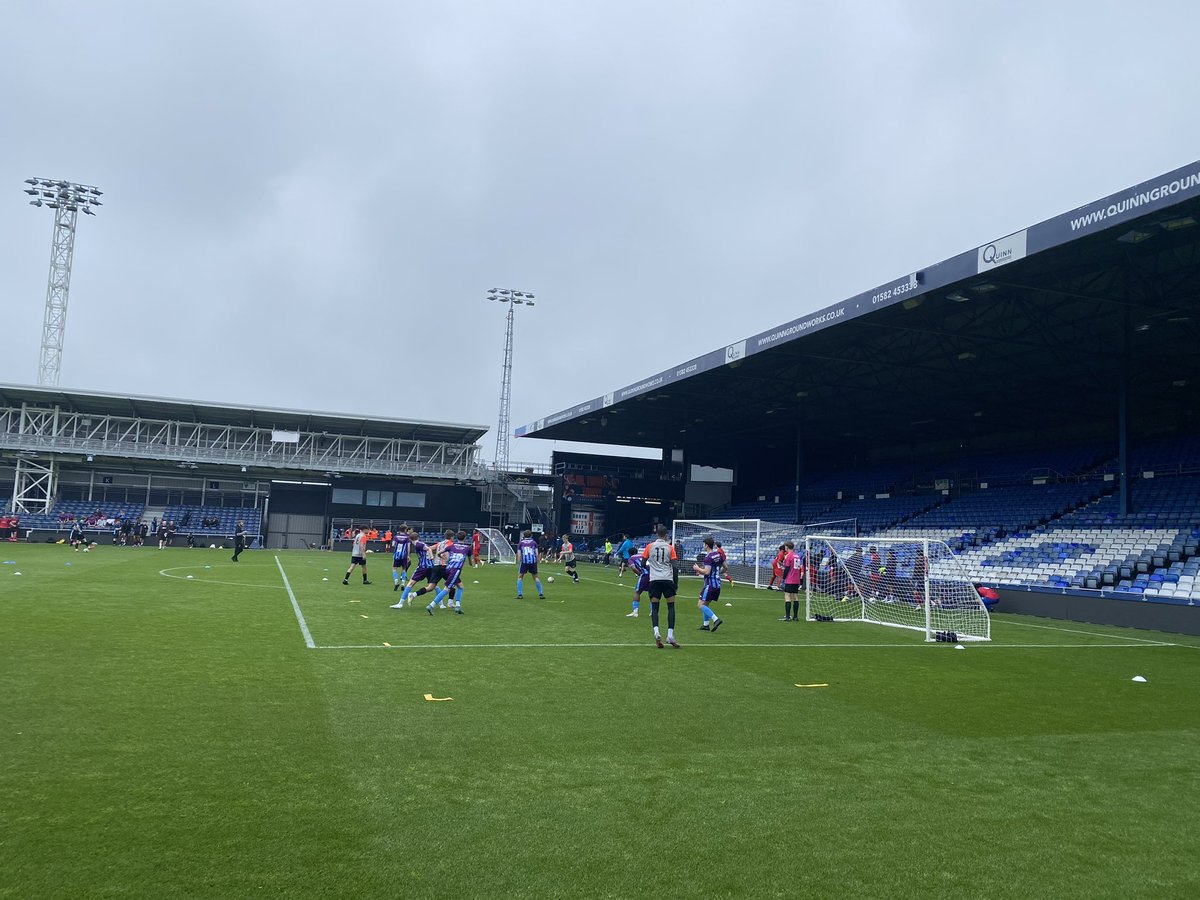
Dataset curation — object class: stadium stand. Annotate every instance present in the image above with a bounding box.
[161,505,262,537]
[2,500,145,532]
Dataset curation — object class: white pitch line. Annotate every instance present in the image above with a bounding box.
[275,555,315,649]
[159,566,286,590]
[312,641,1176,651]
[998,617,1176,645]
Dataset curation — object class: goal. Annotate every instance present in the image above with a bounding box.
[477,527,516,565]
[804,535,990,641]
[671,518,857,589]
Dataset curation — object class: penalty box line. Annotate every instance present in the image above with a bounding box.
[275,555,316,649]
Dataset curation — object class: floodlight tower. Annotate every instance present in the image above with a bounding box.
[23,178,103,386]
[486,287,536,472]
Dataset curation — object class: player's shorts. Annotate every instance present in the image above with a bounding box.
[700,584,721,605]
[648,579,676,600]
[519,562,539,576]
[564,558,577,570]
[393,558,410,570]
[411,565,429,582]
[772,566,783,578]
[431,565,447,584]
[350,555,366,566]
[635,572,650,594]
[782,582,799,594]
[444,567,464,590]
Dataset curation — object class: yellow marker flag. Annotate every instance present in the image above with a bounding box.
[423,693,453,702]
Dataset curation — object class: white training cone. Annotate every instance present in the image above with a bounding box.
[955,644,965,650]
[186,575,194,580]
[1132,675,1147,683]
[322,577,328,581]
[725,602,733,607]
[13,572,21,576]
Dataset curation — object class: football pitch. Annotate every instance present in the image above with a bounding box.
[3,545,1198,899]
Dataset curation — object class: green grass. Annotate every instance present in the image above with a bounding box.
[2,544,1199,899]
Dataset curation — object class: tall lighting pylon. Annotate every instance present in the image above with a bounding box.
[23,178,103,387]
[486,287,535,472]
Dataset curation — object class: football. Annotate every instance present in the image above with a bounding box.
[547,576,555,583]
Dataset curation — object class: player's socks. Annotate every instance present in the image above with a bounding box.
[702,605,715,623]
[434,588,449,606]
[650,601,661,631]
[516,577,523,599]
[667,603,676,631]
[455,588,463,603]
[534,578,543,597]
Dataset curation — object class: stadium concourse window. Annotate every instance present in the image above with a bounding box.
[366,490,393,507]
[331,488,363,505]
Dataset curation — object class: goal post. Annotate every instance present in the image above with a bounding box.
[671,518,857,589]
[477,526,516,565]
[805,535,990,641]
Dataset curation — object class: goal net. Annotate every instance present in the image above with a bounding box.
[477,527,516,565]
[805,535,990,641]
[672,518,856,589]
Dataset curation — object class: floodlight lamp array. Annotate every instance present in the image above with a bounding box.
[22,178,103,214]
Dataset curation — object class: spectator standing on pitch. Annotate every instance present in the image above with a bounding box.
[641,526,680,648]
[693,535,724,632]
[558,534,580,583]
[516,530,545,599]
[231,520,247,562]
[603,538,613,566]
[342,527,371,585]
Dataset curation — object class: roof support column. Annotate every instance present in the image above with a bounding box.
[793,424,804,526]
[1118,308,1132,516]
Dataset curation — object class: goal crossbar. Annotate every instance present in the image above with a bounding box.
[672,518,857,589]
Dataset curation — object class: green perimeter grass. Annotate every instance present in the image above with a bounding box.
[2,544,1198,899]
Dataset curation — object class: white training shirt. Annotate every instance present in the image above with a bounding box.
[642,538,677,581]
[352,533,368,557]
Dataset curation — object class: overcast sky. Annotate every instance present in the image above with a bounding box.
[3,0,1198,466]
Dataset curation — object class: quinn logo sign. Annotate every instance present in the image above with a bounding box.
[725,340,747,364]
[977,230,1027,273]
